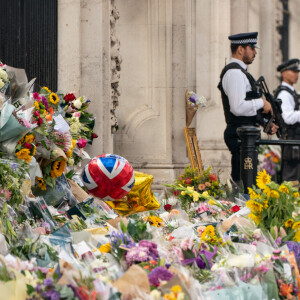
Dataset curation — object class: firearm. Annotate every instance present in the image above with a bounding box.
[255,76,287,139]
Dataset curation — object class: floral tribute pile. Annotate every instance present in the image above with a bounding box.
[0,63,300,300]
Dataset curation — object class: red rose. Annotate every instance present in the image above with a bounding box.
[173,190,180,196]
[164,204,172,211]
[24,143,32,150]
[209,173,218,182]
[231,205,241,213]
[64,93,76,102]
[184,177,192,185]
[91,133,98,139]
[37,117,43,126]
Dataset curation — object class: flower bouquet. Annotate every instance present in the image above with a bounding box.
[185,90,206,127]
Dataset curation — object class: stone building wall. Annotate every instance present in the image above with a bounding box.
[57,0,296,189]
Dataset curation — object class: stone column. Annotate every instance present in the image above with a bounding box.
[230,0,248,34]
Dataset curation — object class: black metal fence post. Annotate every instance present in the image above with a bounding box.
[237,126,261,192]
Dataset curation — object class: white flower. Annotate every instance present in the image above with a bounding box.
[0,69,8,82]
[150,290,161,300]
[227,254,254,268]
[70,122,81,134]
[168,196,178,206]
[73,98,82,109]
[67,158,75,166]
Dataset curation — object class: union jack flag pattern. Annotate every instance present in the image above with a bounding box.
[81,154,135,201]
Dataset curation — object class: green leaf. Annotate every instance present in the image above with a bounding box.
[26,284,35,295]
[120,221,127,233]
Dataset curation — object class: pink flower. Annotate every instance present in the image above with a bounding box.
[77,138,87,149]
[73,112,81,118]
[33,92,41,100]
[172,246,184,260]
[180,237,194,251]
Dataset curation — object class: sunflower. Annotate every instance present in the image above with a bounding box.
[50,160,66,178]
[42,86,52,93]
[246,200,264,213]
[285,219,294,228]
[16,149,31,163]
[292,221,300,230]
[99,243,111,253]
[293,192,300,198]
[279,185,289,194]
[269,190,280,199]
[248,213,261,225]
[294,230,300,242]
[248,187,260,200]
[36,177,46,191]
[49,92,59,105]
[256,169,271,190]
[147,215,164,227]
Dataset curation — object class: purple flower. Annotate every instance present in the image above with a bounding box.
[148,267,173,286]
[42,96,49,111]
[181,246,217,269]
[139,240,159,260]
[286,241,300,268]
[43,278,53,286]
[189,93,198,104]
[35,284,42,292]
[126,246,150,265]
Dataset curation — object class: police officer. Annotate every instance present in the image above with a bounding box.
[274,59,300,182]
[218,32,277,187]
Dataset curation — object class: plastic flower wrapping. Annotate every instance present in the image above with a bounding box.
[0,62,300,300]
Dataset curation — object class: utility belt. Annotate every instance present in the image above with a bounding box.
[283,124,300,162]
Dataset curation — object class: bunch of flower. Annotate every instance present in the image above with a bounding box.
[146,214,164,227]
[246,170,299,241]
[199,225,223,246]
[15,133,36,163]
[187,91,207,108]
[169,166,225,211]
[63,93,98,143]
[148,266,174,287]
[258,145,281,180]
[109,231,136,260]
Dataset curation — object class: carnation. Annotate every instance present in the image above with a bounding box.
[73,98,82,109]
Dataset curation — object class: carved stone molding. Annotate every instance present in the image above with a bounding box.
[110,0,121,133]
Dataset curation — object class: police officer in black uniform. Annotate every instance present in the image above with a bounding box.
[218,32,277,188]
[274,59,300,182]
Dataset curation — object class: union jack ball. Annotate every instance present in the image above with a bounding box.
[81,154,135,201]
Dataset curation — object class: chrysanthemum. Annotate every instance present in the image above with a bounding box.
[25,134,35,144]
[49,92,59,105]
[256,169,271,190]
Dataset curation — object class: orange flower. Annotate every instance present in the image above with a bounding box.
[279,283,294,299]
[49,107,54,114]
[45,112,52,122]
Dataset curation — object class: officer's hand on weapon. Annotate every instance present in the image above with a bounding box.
[262,98,273,115]
[270,123,279,135]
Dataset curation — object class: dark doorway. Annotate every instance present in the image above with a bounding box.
[0,0,58,91]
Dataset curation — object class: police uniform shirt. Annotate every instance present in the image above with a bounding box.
[222,58,264,117]
[278,81,300,125]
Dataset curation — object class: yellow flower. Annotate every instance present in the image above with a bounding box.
[99,243,111,253]
[34,101,40,110]
[186,186,194,192]
[192,191,200,202]
[171,285,182,294]
[246,200,263,213]
[294,230,300,242]
[208,199,216,206]
[16,149,31,163]
[36,177,46,191]
[248,213,261,225]
[65,150,73,158]
[293,192,300,198]
[263,200,268,209]
[181,191,186,196]
[50,160,66,178]
[256,169,271,190]
[32,146,36,156]
[263,186,272,198]
[292,221,300,230]
[42,86,52,93]
[202,191,209,197]
[279,185,289,194]
[148,215,164,227]
[248,187,260,200]
[25,134,35,144]
[49,92,59,105]
[285,219,294,228]
[269,190,279,199]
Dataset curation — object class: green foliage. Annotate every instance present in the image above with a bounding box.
[127,218,152,242]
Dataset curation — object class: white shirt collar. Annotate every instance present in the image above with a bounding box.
[229,58,247,70]
[282,81,295,91]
